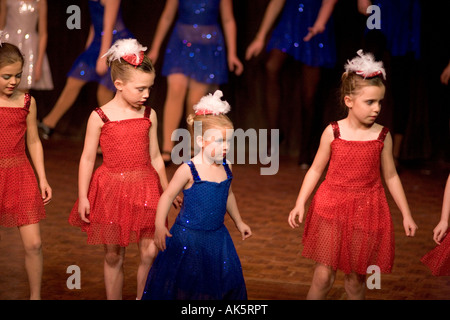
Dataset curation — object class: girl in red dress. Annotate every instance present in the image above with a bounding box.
[68,39,181,300]
[288,50,418,299]
[0,43,52,299]
[421,174,450,276]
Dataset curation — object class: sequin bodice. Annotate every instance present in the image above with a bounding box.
[0,95,31,158]
[95,107,152,170]
[175,161,233,231]
[325,122,389,189]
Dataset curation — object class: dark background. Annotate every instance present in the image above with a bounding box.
[33,0,449,164]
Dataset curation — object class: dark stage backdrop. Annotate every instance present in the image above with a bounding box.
[32,0,449,162]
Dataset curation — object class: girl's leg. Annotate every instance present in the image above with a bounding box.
[18,223,43,300]
[104,244,125,300]
[97,84,115,107]
[161,74,189,161]
[264,49,288,130]
[299,64,321,166]
[41,77,86,129]
[307,263,336,300]
[344,272,366,300]
[136,238,159,299]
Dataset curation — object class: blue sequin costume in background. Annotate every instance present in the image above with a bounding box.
[142,161,247,300]
[370,0,420,59]
[267,0,336,68]
[161,0,228,84]
[67,0,133,91]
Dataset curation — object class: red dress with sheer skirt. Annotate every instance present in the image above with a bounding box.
[0,93,46,227]
[302,121,395,275]
[421,230,450,276]
[69,107,162,247]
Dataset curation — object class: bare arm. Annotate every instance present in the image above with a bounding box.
[147,0,178,63]
[220,0,243,75]
[96,0,121,75]
[153,164,191,251]
[303,0,338,41]
[381,132,417,236]
[288,125,333,228]
[432,174,450,244]
[77,111,102,222]
[226,164,251,240]
[245,0,286,60]
[26,96,52,204]
[0,0,7,29]
[149,109,168,190]
[35,0,49,81]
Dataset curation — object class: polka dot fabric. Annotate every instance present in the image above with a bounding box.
[421,230,450,276]
[0,93,46,227]
[69,107,162,247]
[302,121,395,275]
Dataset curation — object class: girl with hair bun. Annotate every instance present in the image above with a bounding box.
[69,39,180,300]
[142,90,251,300]
[288,50,417,300]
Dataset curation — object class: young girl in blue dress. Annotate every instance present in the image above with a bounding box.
[142,90,251,300]
[147,0,243,165]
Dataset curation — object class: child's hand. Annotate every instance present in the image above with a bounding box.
[77,198,91,223]
[228,55,244,76]
[237,222,252,240]
[432,220,448,245]
[245,38,264,60]
[403,217,418,237]
[172,195,183,209]
[288,205,305,228]
[40,181,52,205]
[154,225,172,251]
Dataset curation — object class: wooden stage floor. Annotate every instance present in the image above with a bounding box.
[1,138,449,300]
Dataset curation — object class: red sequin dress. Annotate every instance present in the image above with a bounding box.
[69,107,163,247]
[302,121,395,275]
[421,231,450,276]
[0,93,46,227]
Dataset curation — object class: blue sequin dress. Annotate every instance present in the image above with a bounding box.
[369,0,420,59]
[161,0,228,84]
[267,0,336,68]
[67,0,134,91]
[142,161,247,300]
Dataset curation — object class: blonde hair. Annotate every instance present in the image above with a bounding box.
[186,113,233,140]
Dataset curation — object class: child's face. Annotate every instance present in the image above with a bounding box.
[0,61,22,96]
[344,85,385,125]
[115,70,155,108]
[200,127,233,163]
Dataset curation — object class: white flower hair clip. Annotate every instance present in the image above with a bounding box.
[102,38,147,67]
[194,90,231,116]
[345,49,386,80]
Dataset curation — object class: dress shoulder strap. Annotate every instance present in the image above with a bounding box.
[377,126,390,142]
[222,158,233,179]
[94,107,110,123]
[187,161,201,182]
[144,106,151,119]
[24,93,31,110]
[330,121,340,139]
